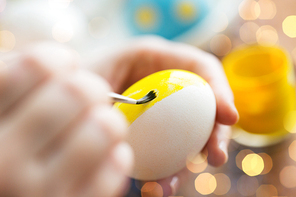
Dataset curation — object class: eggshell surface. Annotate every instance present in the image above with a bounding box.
[115,69,216,180]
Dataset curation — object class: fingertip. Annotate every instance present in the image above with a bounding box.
[94,106,128,142]
[207,145,228,167]
[156,176,179,197]
[65,69,112,104]
[87,148,132,197]
[206,124,231,167]
[216,97,239,125]
[112,142,134,174]
[153,167,190,197]
[226,103,239,124]
[168,176,179,197]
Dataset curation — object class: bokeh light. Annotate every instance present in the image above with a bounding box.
[239,22,260,44]
[213,173,231,195]
[242,153,264,176]
[279,165,296,188]
[195,173,217,195]
[258,153,273,175]
[88,17,110,39]
[237,175,259,196]
[288,140,296,162]
[0,30,16,52]
[239,0,261,20]
[283,110,296,133]
[258,0,277,20]
[187,150,207,164]
[186,151,208,173]
[52,21,74,43]
[236,149,254,170]
[135,6,157,30]
[256,184,278,197]
[256,25,278,45]
[186,156,208,173]
[231,127,242,140]
[141,182,163,197]
[210,34,232,57]
[48,0,72,9]
[175,1,197,22]
[282,15,296,38]
[211,12,229,33]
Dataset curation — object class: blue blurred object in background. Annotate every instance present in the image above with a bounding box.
[0,0,242,54]
[124,0,209,40]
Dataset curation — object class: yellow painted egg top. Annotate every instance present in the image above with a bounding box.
[114,69,207,124]
[114,69,216,180]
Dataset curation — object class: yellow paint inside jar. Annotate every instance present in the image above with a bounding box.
[223,45,296,135]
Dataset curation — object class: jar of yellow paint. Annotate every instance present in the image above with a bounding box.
[223,45,296,147]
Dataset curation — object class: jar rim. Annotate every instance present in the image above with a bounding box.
[222,45,292,89]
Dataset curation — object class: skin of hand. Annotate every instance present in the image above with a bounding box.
[0,42,134,197]
[86,36,239,196]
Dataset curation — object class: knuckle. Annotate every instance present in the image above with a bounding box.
[20,52,51,77]
[63,69,111,105]
[75,128,104,159]
[22,42,77,76]
[206,53,222,66]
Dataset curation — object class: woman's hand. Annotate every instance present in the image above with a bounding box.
[86,36,238,196]
[0,42,133,197]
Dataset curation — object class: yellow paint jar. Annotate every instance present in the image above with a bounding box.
[223,45,296,147]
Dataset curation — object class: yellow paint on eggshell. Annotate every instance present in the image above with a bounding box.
[115,69,207,124]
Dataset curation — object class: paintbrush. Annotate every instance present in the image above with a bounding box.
[109,90,157,104]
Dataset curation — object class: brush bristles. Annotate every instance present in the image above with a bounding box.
[136,90,157,104]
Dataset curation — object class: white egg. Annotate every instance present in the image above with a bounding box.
[115,69,216,180]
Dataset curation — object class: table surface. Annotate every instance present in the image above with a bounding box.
[178,135,296,197]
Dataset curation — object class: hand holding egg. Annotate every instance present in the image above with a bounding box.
[115,69,216,180]
[88,37,239,193]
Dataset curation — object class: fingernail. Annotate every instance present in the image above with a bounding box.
[231,104,239,123]
[169,176,179,196]
[66,69,110,103]
[112,142,134,173]
[219,141,228,163]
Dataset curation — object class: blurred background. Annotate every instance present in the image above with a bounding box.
[1,0,296,196]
